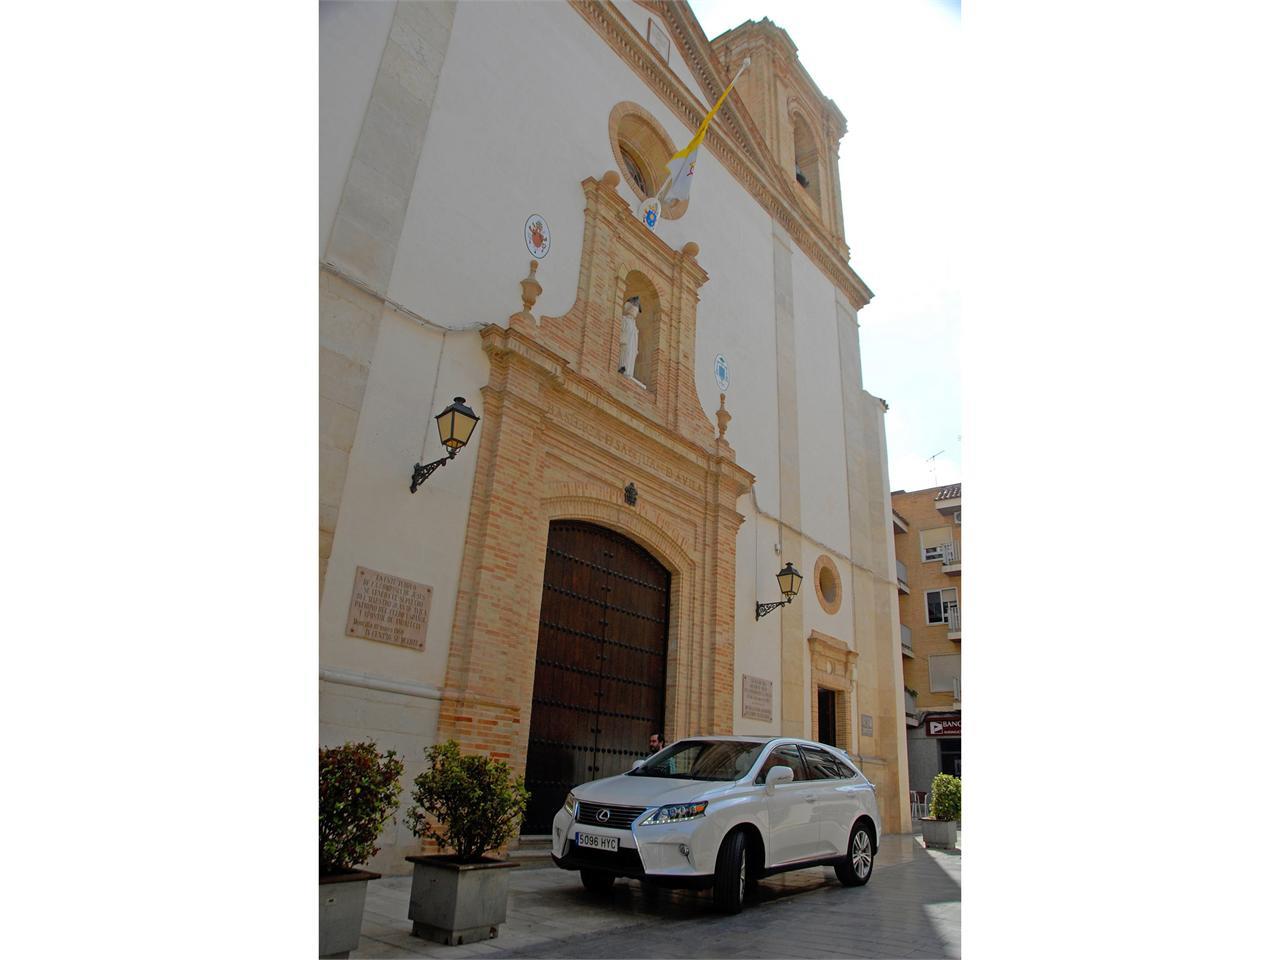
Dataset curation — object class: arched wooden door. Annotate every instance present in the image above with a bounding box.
[522,520,670,835]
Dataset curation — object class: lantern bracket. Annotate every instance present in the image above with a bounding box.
[410,449,457,493]
[755,597,795,620]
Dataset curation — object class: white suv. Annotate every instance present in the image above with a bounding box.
[550,736,881,913]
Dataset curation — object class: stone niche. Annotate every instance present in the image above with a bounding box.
[434,173,755,779]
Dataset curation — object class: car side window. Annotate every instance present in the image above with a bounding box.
[755,744,809,784]
[800,746,849,780]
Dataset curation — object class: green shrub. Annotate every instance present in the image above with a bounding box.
[320,741,405,874]
[405,740,531,863]
[929,772,961,822]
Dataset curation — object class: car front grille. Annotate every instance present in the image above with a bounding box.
[575,801,648,830]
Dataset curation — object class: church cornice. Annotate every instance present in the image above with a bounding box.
[571,1,872,309]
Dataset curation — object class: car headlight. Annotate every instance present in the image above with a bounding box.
[564,792,578,815]
[639,801,707,825]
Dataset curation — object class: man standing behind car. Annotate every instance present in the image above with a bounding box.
[648,733,665,754]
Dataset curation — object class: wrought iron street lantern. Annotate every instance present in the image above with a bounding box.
[410,396,480,493]
[756,561,803,619]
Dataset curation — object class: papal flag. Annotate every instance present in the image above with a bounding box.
[658,57,750,211]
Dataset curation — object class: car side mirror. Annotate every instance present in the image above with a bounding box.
[765,766,794,793]
[631,759,645,770]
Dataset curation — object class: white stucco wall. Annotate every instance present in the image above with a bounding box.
[793,254,853,558]
[733,506,784,735]
[692,203,781,517]
[319,0,396,257]
[319,312,488,690]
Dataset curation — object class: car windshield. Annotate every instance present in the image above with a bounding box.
[628,740,765,781]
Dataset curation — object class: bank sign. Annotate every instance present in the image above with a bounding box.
[925,715,961,737]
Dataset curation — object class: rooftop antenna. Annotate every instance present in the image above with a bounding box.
[926,450,945,487]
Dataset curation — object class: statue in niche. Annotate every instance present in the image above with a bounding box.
[618,296,643,384]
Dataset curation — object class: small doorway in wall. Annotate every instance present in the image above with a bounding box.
[817,688,837,747]
[939,737,962,777]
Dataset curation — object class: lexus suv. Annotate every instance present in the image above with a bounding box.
[550,736,880,913]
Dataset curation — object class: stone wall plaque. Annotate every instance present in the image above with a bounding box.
[861,713,874,737]
[741,675,772,722]
[345,566,432,651]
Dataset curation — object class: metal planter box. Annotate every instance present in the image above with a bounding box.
[406,855,520,945]
[319,869,379,959]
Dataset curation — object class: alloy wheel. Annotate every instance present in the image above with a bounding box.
[852,830,872,879]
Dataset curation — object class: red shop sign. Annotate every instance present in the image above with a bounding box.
[925,715,961,737]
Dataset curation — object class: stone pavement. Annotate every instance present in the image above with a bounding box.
[353,834,960,959]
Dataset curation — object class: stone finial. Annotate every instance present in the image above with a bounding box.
[602,170,621,190]
[716,393,732,439]
[682,241,700,258]
[519,260,542,314]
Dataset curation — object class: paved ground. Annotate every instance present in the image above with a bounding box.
[353,834,960,959]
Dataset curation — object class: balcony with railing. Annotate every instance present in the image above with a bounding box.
[945,601,961,640]
[905,688,918,717]
[952,677,962,706]
[940,540,961,575]
[896,559,909,594]
[900,623,913,658]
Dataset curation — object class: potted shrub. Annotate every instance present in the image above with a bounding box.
[403,740,530,945]
[921,772,961,850]
[319,742,404,959]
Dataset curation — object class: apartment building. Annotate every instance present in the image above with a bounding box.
[892,483,961,797]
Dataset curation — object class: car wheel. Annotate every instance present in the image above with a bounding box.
[580,868,615,894]
[835,822,875,887]
[712,830,749,914]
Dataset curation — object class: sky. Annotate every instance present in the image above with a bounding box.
[688,0,961,492]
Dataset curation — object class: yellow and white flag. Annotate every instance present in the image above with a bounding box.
[658,57,750,211]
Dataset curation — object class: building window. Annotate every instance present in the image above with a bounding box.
[608,102,686,220]
[621,146,649,195]
[926,588,958,626]
[928,653,961,694]
[813,554,842,614]
[792,112,822,207]
[921,527,953,562]
[954,510,961,525]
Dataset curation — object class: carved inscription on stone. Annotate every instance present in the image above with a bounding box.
[545,402,705,495]
[741,675,773,722]
[345,566,431,651]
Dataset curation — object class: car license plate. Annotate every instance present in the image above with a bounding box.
[576,831,618,852]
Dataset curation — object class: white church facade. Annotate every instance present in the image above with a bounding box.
[319,0,909,873]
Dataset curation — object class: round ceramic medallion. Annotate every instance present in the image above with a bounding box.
[525,214,550,259]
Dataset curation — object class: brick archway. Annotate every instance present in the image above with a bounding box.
[522,520,671,834]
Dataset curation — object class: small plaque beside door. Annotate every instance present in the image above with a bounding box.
[742,675,772,722]
[345,566,431,651]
